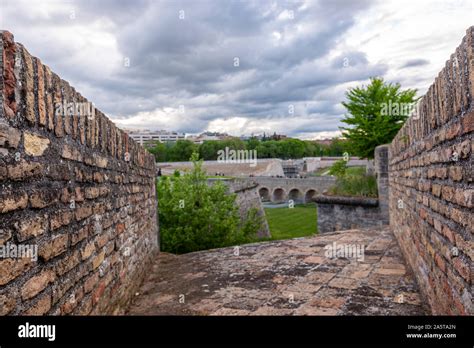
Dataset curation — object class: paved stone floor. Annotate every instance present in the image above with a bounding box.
[127,227,429,315]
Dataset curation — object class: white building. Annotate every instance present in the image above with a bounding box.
[186,132,231,144]
[125,129,185,145]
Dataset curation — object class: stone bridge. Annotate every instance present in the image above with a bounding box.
[241,177,336,203]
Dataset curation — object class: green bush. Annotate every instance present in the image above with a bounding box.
[328,172,378,198]
[157,153,261,254]
[328,159,348,177]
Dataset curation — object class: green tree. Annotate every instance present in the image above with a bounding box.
[199,140,220,160]
[278,139,306,159]
[157,153,260,254]
[166,140,198,162]
[328,159,348,177]
[147,141,168,162]
[340,77,418,159]
[245,136,260,151]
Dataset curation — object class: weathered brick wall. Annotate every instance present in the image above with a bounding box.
[0,31,158,315]
[389,27,473,315]
[314,195,382,233]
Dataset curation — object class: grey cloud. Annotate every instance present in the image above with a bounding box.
[400,58,430,69]
[2,0,391,137]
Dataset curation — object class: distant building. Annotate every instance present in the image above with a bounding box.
[262,132,288,141]
[313,138,334,146]
[125,129,185,145]
[186,131,232,144]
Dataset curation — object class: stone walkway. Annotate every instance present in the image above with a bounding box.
[127,227,428,315]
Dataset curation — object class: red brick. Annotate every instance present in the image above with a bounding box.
[92,281,106,305]
[7,160,43,181]
[15,214,48,241]
[0,293,17,315]
[456,139,471,158]
[446,122,461,140]
[0,191,28,213]
[36,58,47,126]
[39,234,68,261]
[23,294,52,315]
[0,122,21,149]
[71,225,89,246]
[81,241,96,260]
[0,258,33,286]
[441,185,455,202]
[449,166,463,181]
[441,225,456,244]
[75,187,85,202]
[84,272,100,293]
[452,257,471,282]
[30,189,59,208]
[55,250,80,276]
[21,269,55,300]
[75,204,93,221]
[22,46,36,124]
[432,184,442,197]
[435,167,447,179]
[461,110,474,134]
[434,254,446,273]
[44,65,55,130]
[50,210,73,230]
[85,187,100,199]
[91,250,105,270]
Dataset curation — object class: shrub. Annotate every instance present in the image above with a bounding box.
[328,159,348,177]
[157,153,261,254]
[328,164,377,198]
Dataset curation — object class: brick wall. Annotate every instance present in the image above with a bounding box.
[314,195,383,233]
[0,31,159,315]
[389,27,473,315]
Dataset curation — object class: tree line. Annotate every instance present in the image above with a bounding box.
[146,137,349,162]
[148,77,419,162]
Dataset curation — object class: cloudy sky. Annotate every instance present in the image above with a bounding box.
[1,0,472,139]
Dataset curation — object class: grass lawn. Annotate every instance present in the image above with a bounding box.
[264,203,317,240]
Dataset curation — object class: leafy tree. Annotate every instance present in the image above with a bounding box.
[245,136,260,150]
[166,140,198,162]
[199,140,220,160]
[147,141,168,162]
[328,159,348,177]
[146,137,349,162]
[325,138,348,156]
[278,139,306,159]
[157,153,260,254]
[340,77,418,159]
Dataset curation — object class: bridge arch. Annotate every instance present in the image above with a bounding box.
[304,189,317,203]
[288,188,303,203]
[259,187,270,201]
[272,188,285,203]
